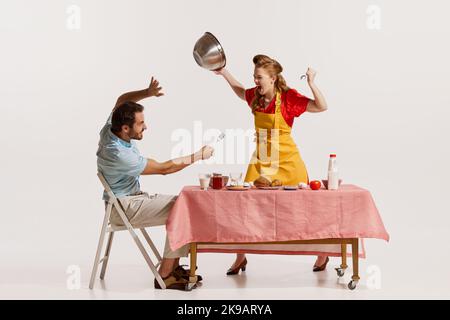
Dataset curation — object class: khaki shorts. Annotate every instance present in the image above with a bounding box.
[109,192,189,259]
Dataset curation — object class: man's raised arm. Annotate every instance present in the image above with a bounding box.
[113,76,164,111]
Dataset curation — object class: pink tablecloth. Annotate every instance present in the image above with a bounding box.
[166,185,389,258]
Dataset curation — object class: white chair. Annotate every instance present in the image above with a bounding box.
[89,172,166,289]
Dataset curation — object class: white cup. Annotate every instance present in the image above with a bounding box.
[199,174,211,190]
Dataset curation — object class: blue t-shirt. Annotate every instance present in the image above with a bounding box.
[96,113,148,200]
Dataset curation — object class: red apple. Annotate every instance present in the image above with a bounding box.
[309,180,321,190]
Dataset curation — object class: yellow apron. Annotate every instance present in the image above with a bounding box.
[245,92,309,185]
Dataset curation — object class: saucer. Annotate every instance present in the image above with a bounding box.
[226,186,251,191]
[256,186,282,190]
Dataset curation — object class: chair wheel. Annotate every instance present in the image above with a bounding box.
[335,268,345,277]
[348,280,358,290]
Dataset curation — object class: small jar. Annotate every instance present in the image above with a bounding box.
[212,174,224,189]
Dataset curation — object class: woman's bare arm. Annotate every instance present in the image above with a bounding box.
[214,68,246,101]
[305,68,328,113]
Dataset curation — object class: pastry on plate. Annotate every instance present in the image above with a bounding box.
[254,175,271,188]
[270,179,282,187]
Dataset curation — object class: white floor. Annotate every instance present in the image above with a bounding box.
[2,245,449,300]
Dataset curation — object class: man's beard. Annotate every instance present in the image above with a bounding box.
[130,130,144,140]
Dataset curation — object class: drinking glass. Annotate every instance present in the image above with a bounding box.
[229,172,243,187]
[198,174,211,190]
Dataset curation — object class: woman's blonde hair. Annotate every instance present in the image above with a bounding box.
[251,54,290,112]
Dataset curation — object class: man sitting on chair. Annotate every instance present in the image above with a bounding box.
[96,76,214,290]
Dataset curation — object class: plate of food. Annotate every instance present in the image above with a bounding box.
[257,186,283,190]
[253,176,283,190]
[226,186,251,191]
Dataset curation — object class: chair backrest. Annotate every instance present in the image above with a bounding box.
[97,172,117,202]
[97,172,130,229]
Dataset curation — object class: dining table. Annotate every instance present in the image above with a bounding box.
[166,184,389,290]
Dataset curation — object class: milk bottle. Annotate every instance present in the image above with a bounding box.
[327,154,339,190]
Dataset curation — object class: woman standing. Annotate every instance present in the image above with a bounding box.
[214,55,330,274]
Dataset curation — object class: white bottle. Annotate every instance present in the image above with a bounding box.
[327,154,339,190]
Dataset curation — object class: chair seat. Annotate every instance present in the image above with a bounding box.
[107,222,157,232]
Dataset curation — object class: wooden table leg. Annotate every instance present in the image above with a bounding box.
[189,243,198,288]
[341,243,348,270]
[335,241,348,277]
[348,238,360,290]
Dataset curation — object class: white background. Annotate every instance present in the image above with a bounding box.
[1,0,449,299]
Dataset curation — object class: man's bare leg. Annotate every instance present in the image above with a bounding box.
[159,258,180,278]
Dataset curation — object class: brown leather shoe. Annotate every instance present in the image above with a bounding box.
[154,272,191,291]
[174,265,203,282]
[226,258,247,275]
[313,257,330,272]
